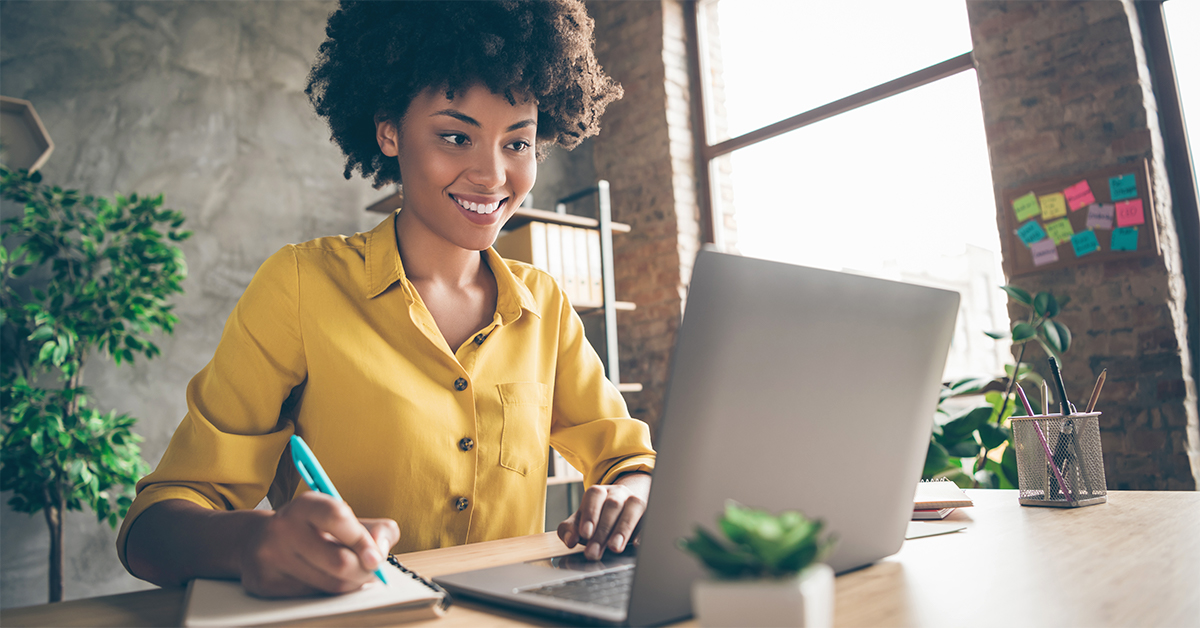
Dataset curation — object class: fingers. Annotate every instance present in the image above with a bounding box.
[568,485,648,560]
[303,497,385,575]
[558,511,581,548]
[362,518,401,557]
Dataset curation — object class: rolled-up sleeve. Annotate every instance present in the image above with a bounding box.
[116,247,307,570]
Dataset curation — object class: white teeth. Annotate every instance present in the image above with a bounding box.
[456,197,501,215]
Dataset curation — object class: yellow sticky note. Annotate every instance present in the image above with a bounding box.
[1039,193,1068,220]
[1013,192,1040,222]
[1044,217,1074,244]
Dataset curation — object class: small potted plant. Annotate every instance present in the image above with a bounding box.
[679,501,837,628]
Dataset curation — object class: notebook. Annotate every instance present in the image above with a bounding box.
[914,479,974,510]
[181,557,449,627]
[434,247,961,625]
[912,507,956,520]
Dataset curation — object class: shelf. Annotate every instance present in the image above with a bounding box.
[546,475,583,486]
[574,300,636,314]
[364,192,630,234]
[616,383,643,393]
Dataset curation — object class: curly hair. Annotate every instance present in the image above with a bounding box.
[306,0,623,188]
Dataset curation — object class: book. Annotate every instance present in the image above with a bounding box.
[574,226,592,306]
[560,225,578,301]
[914,479,973,510]
[492,222,547,270]
[586,228,603,305]
[912,507,956,520]
[545,223,564,290]
[182,558,449,627]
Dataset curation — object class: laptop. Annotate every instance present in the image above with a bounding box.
[434,247,960,625]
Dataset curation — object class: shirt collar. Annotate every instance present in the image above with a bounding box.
[364,211,540,322]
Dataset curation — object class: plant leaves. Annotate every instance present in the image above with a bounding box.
[1001,285,1032,306]
[1011,322,1037,343]
[1033,292,1059,318]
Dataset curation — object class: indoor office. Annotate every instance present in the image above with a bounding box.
[1,1,1197,626]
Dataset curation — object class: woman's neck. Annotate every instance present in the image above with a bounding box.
[393,209,487,288]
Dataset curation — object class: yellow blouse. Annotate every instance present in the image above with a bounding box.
[116,211,655,569]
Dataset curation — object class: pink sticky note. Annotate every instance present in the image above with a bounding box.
[1064,180,1096,211]
[1115,198,1145,227]
[1030,239,1059,266]
[1086,203,1114,230]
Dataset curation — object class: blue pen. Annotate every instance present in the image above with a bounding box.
[290,434,390,585]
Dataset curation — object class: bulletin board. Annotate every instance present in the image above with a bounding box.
[1000,158,1160,278]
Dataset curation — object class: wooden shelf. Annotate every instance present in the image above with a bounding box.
[364,192,630,234]
[616,382,643,393]
[574,300,636,314]
[546,475,583,486]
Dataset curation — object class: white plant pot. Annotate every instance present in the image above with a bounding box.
[692,563,834,628]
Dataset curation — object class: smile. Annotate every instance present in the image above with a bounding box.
[452,195,505,215]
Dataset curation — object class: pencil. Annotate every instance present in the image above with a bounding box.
[1041,380,1051,415]
[1085,369,1107,413]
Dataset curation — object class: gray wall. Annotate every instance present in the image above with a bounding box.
[0,0,595,608]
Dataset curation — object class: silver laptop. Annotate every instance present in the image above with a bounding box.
[434,247,960,625]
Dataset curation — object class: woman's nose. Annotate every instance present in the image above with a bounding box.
[467,146,505,189]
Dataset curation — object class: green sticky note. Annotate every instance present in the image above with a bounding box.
[1071,230,1099,257]
[1111,227,1139,251]
[1044,218,1075,244]
[1109,174,1137,201]
[1013,192,1040,222]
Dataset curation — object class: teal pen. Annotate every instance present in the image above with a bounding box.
[289,434,390,585]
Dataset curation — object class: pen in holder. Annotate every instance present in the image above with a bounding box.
[1011,412,1107,507]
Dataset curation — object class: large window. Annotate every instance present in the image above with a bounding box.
[691,0,1008,380]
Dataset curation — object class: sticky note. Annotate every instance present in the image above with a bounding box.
[1115,198,1145,227]
[1111,227,1139,251]
[1086,203,1115,230]
[1017,220,1048,246]
[1030,239,1059,266]
[1012,192,1040,222]
[1071,230,1099,257]
[1045,218,1075,244]
[1064,180,1096,211]
[1039,193,1068,220]
[1109,173,1137,201]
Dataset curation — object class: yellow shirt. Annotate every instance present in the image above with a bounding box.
[116,211,655,570]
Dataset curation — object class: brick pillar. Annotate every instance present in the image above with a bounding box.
[968,1,1198,489]
[589,0,702,434]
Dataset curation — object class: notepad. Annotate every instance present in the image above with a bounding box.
[912,507,956,520]
[914,479,974,510]
[182,560,448,627]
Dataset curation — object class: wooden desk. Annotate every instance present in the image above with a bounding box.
[4,490,1198,627]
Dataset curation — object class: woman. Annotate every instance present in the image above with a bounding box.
[118,1,655,598]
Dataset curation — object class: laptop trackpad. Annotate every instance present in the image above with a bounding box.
[524,548,637,573]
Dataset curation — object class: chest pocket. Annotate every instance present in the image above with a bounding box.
[498,382,551,476]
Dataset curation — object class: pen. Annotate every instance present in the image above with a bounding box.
[290,434,390,585]
[1048,357,1071,416]
[1085,369,1107,413]
[1017,384,1076,503]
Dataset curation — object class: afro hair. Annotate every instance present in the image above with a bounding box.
[306,0,623,188]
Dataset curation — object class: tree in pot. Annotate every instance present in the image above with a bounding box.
[0,165,190,602]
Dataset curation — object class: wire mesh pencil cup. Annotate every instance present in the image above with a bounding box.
[1011,412,1107,507]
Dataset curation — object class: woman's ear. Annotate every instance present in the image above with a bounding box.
[376,118,400,157]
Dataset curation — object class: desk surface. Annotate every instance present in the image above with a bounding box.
[4,490,1198,627]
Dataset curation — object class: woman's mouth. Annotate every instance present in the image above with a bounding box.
[452,195,505,215]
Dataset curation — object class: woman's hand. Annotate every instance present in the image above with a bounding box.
[557,472,651,560]
[240,491,400,597]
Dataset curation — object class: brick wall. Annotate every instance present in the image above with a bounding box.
[968,1,1198,489]
[588,0,703,434]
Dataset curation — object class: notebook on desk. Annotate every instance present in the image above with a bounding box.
[435,247,960,626]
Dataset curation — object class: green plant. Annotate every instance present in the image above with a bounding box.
[678,501,836,579]
[923,285,1072,488]
[0,165,190,602]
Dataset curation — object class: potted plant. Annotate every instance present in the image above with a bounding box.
[0,165,190,602]
[679,501,837,628]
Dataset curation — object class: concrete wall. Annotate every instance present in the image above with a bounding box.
[967,1,1198,489]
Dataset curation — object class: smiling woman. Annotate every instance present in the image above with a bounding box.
[116,0,655,600]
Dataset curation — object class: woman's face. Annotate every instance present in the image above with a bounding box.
[378,83,538,252]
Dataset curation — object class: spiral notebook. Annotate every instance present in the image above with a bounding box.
[181,557,449,627]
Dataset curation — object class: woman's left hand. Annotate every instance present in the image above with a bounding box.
[557,472,651,560]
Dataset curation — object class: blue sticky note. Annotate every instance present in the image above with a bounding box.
[1111,227,1138,251]
[1071,230,1099,257]
[1109,174,1137,201]
[1017,220,1048,246]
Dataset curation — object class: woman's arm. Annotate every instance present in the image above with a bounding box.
[125,494,399,597]
[557,471,651,560]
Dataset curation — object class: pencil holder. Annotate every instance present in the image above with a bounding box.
[1011,412,1107,508]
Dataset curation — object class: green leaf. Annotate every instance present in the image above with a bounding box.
[1040,319,1072,356]
[942,406,992,439]
[1001,446,1020,488]
[1033,292,1059,318]
[923,440,952,477]
[978,422,1011,449]
[983,330,1009,340]
[1001,285,1032,306]
[1011,322,1037,343]
[946,439,981,458]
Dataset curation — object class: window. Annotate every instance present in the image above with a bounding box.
[691,0,1009,380]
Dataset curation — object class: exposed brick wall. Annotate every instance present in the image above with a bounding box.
[588,0,703,435]
[968,1,1198,489]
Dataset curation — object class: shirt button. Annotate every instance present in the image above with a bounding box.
[474,334,486,345]
[456,497,470,511]
[454,377,468,391]
[458,437,474,451]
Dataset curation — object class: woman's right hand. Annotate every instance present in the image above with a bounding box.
[239,491,400,597]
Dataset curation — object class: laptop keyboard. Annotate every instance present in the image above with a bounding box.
[519,567,634,610]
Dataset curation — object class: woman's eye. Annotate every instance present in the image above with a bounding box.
[440,133,469,146]
[507,140,531,152]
